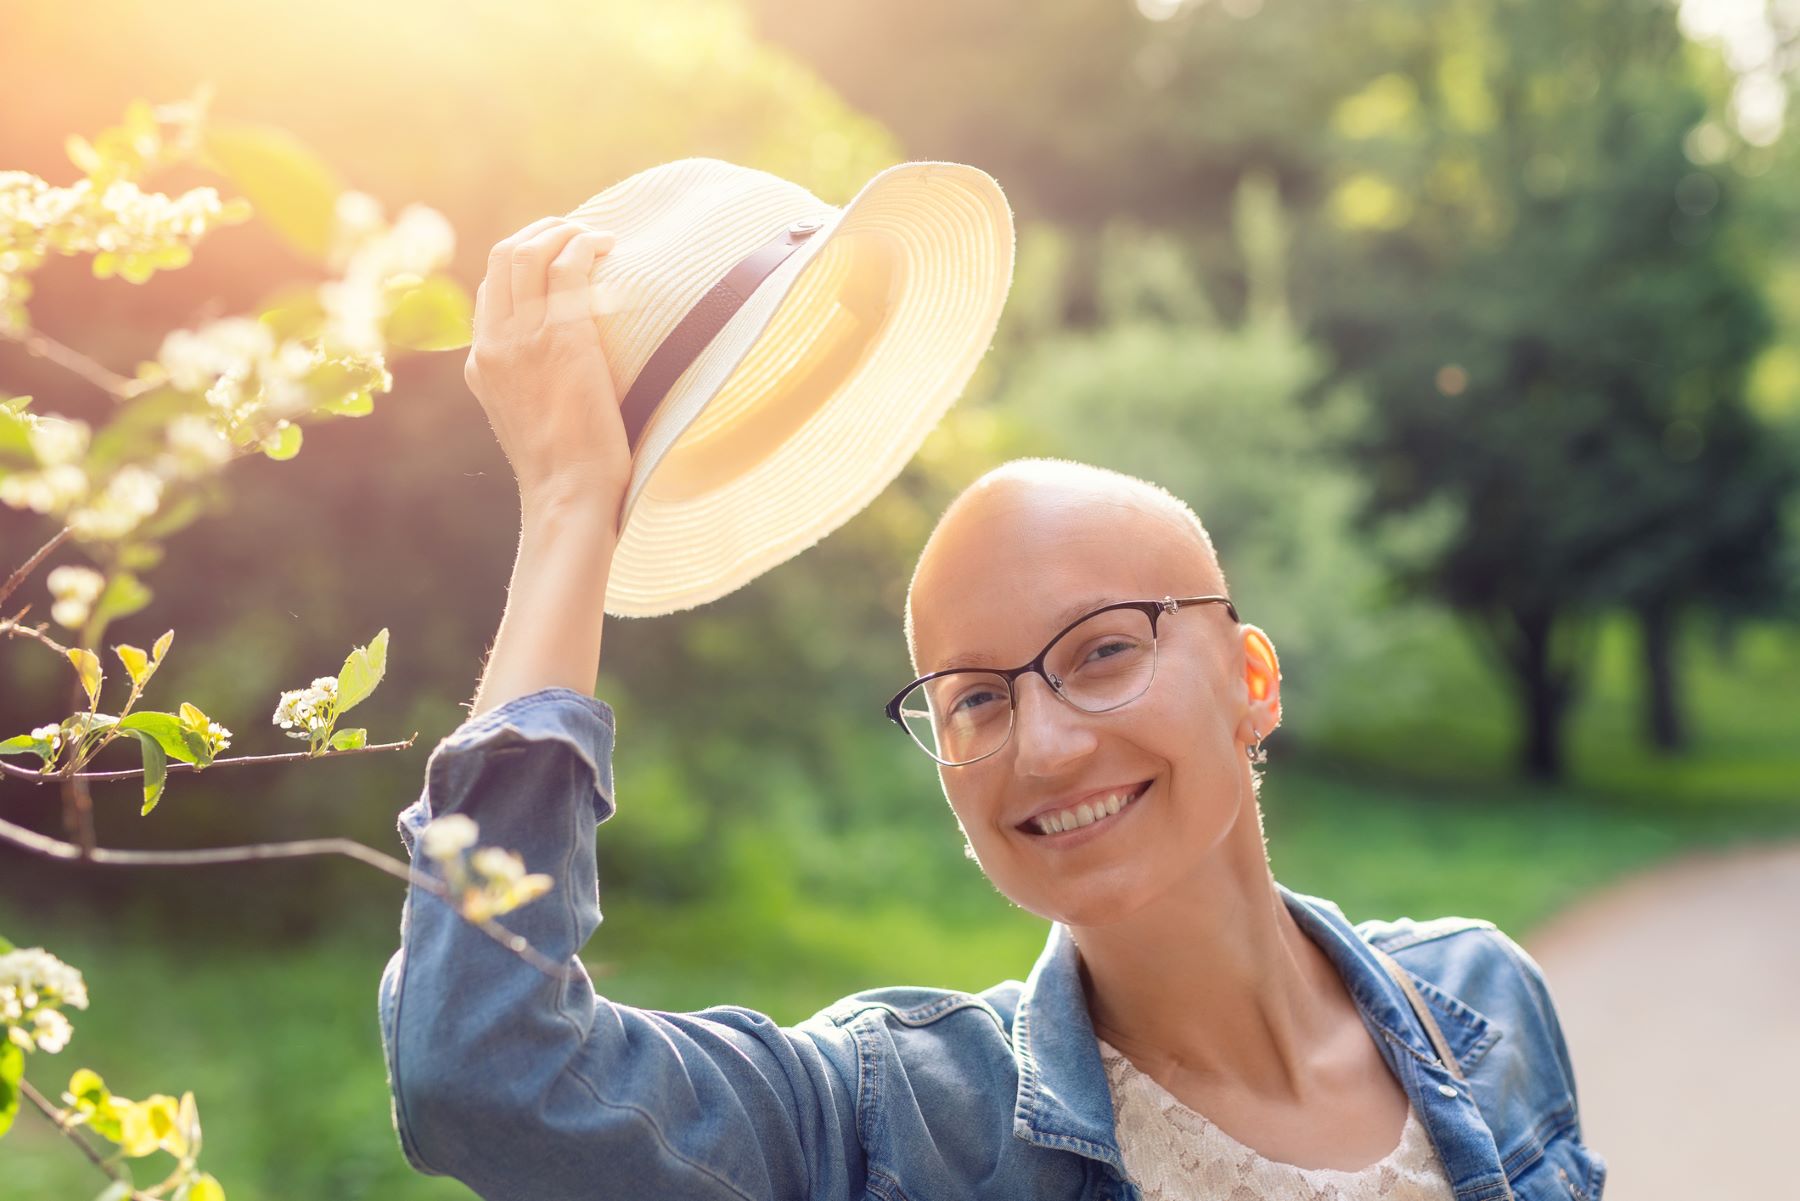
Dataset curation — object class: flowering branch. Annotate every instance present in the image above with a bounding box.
[0,734,419,785]
[17,1077,154,1200]
[0,814,583,982]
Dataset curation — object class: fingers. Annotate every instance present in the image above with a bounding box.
[478,216,563,330]
[510,221,598,329]
[543,230,616,330]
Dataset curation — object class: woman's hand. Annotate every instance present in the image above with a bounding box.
[465,216,633,528]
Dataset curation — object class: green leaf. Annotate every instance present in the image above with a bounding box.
[92,571,152,629]
[131,731,168,815]
[116,712,202,766]
[114,643,150,689]
[0,1042,21,1140]
[0,402,32,465]
[153,629,174,664]
[328,727,367,751]
[260,422,302,461]
[68,648,103,707]
[307,356,390,417]
[200,123,343,261]
[384,275,474,351]
[85,386,210,477]
[131,488,208,542]
[255,286,328,343]
[314,390,374,417]
[0,732,55,763]
[92,1182,134,1201]
[67,1068,125,1144]
[334,627,388,717]
[0,934,13,953]
[118,542,166,572]
[68,1068,107,1107]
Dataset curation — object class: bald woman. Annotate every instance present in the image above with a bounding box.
[379,222,1603,1200]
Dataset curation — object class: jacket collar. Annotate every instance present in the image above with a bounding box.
[1008,879,1498,1171]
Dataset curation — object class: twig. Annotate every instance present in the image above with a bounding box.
[0,814,582,980]
[0,606,67,654]
[0,324,154,401]
[0,527,72,611]
[0,735,421,784]
[19,1075,155,1200]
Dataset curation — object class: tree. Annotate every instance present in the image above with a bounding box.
[1299,0,1793,777]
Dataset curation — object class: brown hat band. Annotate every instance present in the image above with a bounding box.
[619,220,825,454]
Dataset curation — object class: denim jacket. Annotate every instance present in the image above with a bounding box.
[379,686,1608,1201]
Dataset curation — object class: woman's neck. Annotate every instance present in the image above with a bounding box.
[1073,849,1355,1103]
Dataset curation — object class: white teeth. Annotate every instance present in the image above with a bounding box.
[1030,783,1145,836]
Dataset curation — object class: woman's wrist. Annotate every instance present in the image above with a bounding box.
[468,493,620,718]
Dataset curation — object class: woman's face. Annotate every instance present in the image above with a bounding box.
[906,485,1280,928]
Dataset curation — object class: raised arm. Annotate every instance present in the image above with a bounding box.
[460,213,632,717]
[376,689,864,1200]
[376,217,866,1199]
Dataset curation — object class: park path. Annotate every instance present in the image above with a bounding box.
[1522,838,1800,1200]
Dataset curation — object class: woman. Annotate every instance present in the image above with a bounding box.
[378,217,1607,1200]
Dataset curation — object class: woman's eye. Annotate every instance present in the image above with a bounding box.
[952,689,1001,714]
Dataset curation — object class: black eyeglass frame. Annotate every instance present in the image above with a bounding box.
[883,594,1241,767]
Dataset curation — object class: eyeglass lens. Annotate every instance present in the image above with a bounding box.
[897,607,1157,765]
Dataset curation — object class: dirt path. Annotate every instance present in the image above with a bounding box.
[1522,839,1800,1200]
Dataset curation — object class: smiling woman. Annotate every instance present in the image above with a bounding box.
[379,445,1606,1201]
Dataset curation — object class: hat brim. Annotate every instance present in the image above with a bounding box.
[603,161,1014,618]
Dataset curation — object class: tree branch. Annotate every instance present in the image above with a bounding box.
[19,1076,154,1200]
[0,813,582,980]
[0,324,155,402]
[0,527,72,612]
[0,735,421,785]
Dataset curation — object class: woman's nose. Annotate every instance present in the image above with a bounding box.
[1008,671,1099,775]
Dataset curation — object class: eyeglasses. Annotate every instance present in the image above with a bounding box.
[885,595,1240,767]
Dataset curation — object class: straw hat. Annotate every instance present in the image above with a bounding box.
[562,157,1015,618]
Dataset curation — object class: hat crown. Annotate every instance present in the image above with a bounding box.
[565,158,836,395]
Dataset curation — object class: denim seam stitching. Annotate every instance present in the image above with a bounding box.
[1369,921,1497,954]
[1498,1097,1578,1179]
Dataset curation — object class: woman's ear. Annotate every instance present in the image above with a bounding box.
[1236,624,1282,745]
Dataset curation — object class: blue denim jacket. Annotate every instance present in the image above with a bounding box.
[379,686,1608,1201]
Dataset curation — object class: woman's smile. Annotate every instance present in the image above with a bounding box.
[1018,778,1153,847]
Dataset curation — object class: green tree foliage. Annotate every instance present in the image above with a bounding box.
[1301,0,1795,776]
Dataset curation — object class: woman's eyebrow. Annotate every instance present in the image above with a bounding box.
[936,594,1125,670]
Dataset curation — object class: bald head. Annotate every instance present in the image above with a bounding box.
[905,458,1227,674]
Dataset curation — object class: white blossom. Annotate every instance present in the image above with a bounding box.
[421,813,479,861]
[66,463,164,541]
[0,947,88,1054]
[27,415,90,466]
[0,462,89,514]
[164,413,234,469]
[46,564,105,629]
[470,846,526,882]
[272,675,338,740]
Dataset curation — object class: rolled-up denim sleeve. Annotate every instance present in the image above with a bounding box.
[376,686,865,1201]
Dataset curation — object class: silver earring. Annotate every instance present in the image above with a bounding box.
[1247,728,1268,766]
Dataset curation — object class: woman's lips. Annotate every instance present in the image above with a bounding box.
[1020,779,1152,841]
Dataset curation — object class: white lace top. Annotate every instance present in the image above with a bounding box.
[1096,1037,1458,1201]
